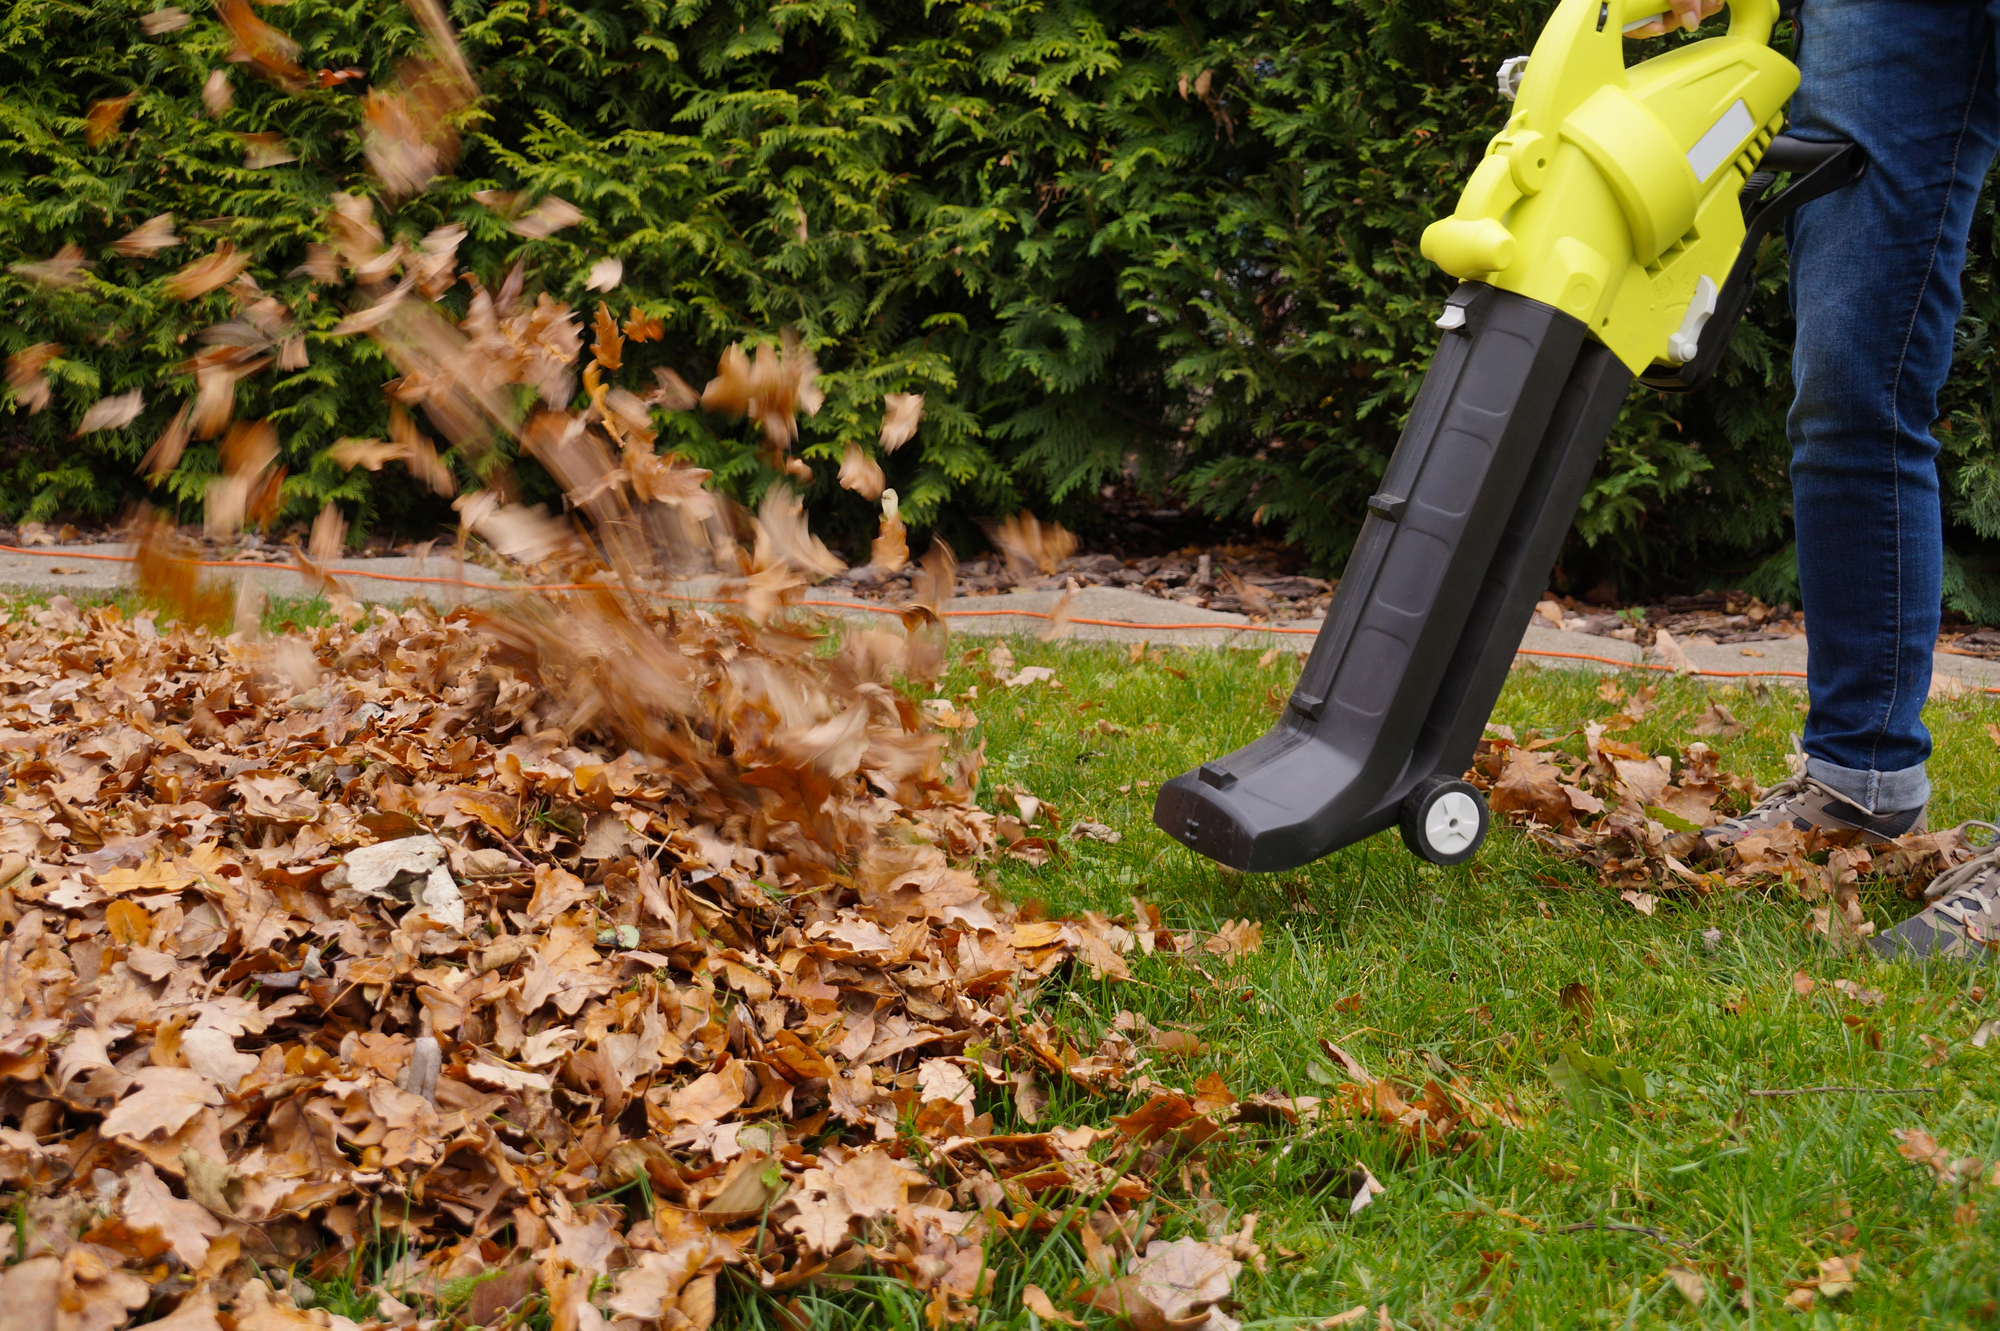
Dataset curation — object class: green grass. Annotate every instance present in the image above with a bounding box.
[25,586,2000,1327]
[794,641,2000,1331]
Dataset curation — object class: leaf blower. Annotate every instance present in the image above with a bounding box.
[1154,0,1863,871]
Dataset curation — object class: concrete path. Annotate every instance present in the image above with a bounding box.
[8,543,2000,689]
[1514,622,2000,691]
[0,542,511,605]
[812,585,1321,652]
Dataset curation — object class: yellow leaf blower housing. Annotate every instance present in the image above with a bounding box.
[1421,0,1794,375]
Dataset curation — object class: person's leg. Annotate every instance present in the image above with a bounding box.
[1787,0,2000,816]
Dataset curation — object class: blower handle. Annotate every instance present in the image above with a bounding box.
[1619,0,1777,46]
[1637,134,1867,392]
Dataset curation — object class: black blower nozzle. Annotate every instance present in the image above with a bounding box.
[1153,284,1632,872]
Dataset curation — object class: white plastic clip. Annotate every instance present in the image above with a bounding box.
[1436,305,1468,332]
[1667,275,1718,364]
[1496,55,1530,102]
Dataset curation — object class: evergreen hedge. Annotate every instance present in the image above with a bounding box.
[6,0,2000,611]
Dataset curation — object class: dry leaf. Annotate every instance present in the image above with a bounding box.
[1651,628,1692,673]
[1039,577,1079,642]
[146,1290,223,1331]
[700,328,822,447]
[1665,1264,1706,1306]
[1691,701,1743,737]
[867,488,910,574]
[202,69,233,115]
[511,195,584,238]
[140,8,192,34]
[360,59,471,199]
[838,441,885,499]
[1022,1284,1085,1326]
[238,131,297,169]
[1488,748,1570,826]
[1894,1128,1981,1187]
[86,93,137,146]
[121,1163,220,1267]
[986,510,1076,580]
[1126,1236,1242,1324]
[115,213,181,258]
[880,392,924,452]
[214,0,305,83]
[164,244,250,300]
[625,306,665,343]
[12,243,91,288]
[1813,1251,1863,1298]
[591,300,625,371]
[52,1248,150,1331]
[309,501,347,562]
[100,1067,222,1141]
[77,389,144,434]
[753,484,845,580]
[7,342,61,413]
[1347,1162,1387,1215]
[1833,979,1884,1007]
[1318,1042,1370,1081]
[1204,918,1263,960]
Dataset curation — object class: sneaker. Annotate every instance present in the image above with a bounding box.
[1701,773,1925,848]
[1872,824,2000,963]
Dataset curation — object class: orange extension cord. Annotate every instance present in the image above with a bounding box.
[7,541,1993,691]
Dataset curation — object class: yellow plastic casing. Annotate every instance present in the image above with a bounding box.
[1419,0,1797,373]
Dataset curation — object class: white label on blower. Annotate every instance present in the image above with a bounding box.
[1687,99,1756,182]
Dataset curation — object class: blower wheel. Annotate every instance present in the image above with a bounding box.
[1399,776,1489,867]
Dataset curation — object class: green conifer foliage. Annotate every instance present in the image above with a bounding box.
[4,0,1999,611]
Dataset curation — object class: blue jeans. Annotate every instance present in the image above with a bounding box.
[1786,0,2000,813]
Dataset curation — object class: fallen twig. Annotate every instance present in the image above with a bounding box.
[1557,1221,1668,1240]
[1552,1215,1664,1239]
[492,833,537,870]
[1748,1086,1939,1098]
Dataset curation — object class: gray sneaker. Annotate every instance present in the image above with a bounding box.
[1701,773,1926,848]
[1873,824,2000,963]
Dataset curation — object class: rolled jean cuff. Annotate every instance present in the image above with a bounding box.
[1805,756,1930,814]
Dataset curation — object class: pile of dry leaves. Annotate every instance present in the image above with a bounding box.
[0,10,1312,1327]
[0,571,1317,1331]
[1472,682,1971,939]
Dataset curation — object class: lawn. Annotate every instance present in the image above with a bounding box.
[931,639,2000,1330]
